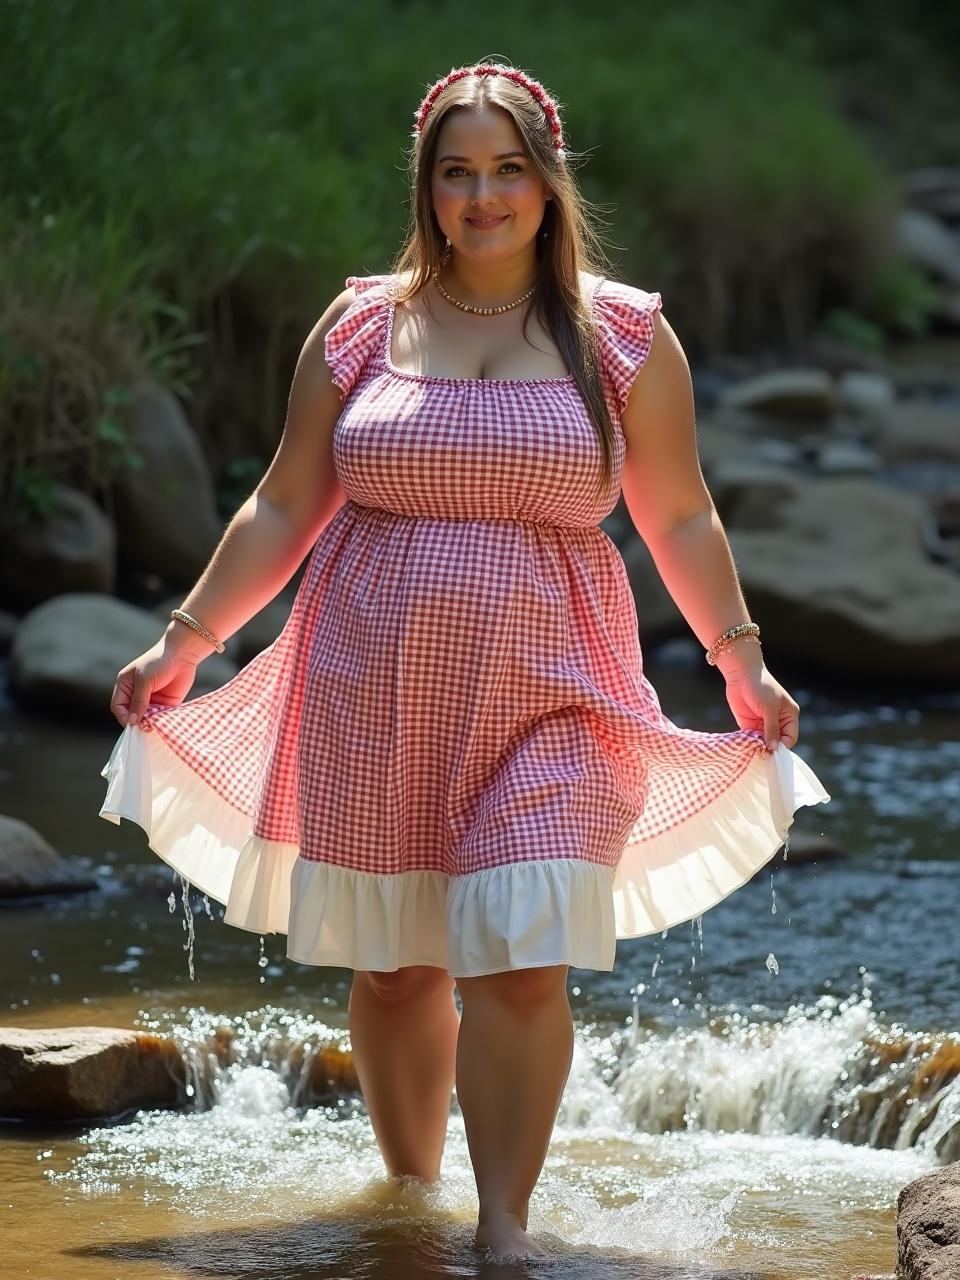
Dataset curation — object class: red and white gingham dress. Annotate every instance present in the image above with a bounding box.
[100,271,830,976]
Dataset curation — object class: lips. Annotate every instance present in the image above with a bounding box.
[465,215,510,226]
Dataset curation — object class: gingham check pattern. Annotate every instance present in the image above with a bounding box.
[136,272,767,878]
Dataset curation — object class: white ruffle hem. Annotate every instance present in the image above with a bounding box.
[99,724,829,977]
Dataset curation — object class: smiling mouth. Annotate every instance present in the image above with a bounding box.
[465,215,510,225]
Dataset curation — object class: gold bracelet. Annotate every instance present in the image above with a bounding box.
[705,622,761,666]
[169,608,225,654]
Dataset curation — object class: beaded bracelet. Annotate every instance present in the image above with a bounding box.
[705,622,761,666]
[169,608,225,654]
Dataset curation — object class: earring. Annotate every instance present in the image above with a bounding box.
[441,235,452,264]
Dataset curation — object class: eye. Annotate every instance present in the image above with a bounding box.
[443,163,524,177]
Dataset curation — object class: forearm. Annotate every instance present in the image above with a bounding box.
[641,505,764,677]
[163,491,319,661]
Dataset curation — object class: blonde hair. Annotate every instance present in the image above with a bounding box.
[390,59,619,498]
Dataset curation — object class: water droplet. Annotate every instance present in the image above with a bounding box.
[765,952,779,975]
[177,875,196,982]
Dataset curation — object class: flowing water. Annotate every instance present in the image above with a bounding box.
[1,656,958,1280]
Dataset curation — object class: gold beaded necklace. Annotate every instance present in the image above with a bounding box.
[431,266,536,316]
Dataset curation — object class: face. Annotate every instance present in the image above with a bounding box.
[430,104,553,263]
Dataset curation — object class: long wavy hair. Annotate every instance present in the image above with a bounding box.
[390,59,619,499]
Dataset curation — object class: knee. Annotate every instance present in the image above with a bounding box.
[358,964,454,1006]
[457,964,569,1014]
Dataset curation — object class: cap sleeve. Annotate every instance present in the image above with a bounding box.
[593,277,664,418]
[323,273,394,404]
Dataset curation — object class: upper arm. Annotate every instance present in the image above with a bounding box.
[619,309,714,542]
[255,285,357,539]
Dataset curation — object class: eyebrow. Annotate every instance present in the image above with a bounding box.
[436,151,527,163]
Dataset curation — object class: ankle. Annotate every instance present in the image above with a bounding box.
[478,1206,528,1231]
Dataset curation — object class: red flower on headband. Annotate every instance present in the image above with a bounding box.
[413,63,566,158]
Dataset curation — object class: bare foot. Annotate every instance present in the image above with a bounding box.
[475,1212,548,1260]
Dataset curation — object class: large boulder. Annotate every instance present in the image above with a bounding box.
[9,593,238,718]
[707,460,807,529]
[0,485,115,609]
[864,402,960,466]
[717,369,838,420]
[898,1160,960,1280]
[0,815,97,898]
[725,477,960,681]
[0,1027,186,1121]
[0,1023,361,1121]
[112,380,224,587]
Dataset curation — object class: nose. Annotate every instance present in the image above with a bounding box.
[469,174,498,205]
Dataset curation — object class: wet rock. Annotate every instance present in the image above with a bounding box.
[9,593,238,719]
[865,403,960,465]
[802,336,893,377]
[684,419,751,479]
[838,371,897,415]
[726,477,960,681]
[707,461,806,530]
[717,369,837,420]
[0,485,115,610]
[903,167,960,222]
[897,1159,960,1280]
[0,815,97,898]
[112,380,224,587]
[748,437,805,467]
[813,438,881,475]
[922,491,960,570]
[897,209,960,286]
[0,1026,186,1121]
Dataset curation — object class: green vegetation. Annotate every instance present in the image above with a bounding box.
[1,0,956,518]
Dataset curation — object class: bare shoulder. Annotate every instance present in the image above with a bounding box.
[312,284,358,343]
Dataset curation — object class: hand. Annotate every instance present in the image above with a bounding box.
[110,636,200,728]
[722,663,800,752]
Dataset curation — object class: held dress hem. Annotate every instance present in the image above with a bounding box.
[100,717,828,976]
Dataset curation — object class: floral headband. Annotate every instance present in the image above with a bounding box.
[412,63,567,160]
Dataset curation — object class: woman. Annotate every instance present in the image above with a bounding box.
[101,60,830,1261]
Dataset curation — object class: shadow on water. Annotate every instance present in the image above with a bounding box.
[68,1178,769,1279]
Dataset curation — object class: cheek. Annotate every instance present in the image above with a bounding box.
[511,177,549,211]
[431,181,459,218]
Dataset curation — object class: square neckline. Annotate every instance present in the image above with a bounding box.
[382,272,605,387]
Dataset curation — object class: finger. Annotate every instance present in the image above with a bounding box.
[127,672,153,724]
[779,703,800,748]
[763,700,781,751]
[110,673,134,724]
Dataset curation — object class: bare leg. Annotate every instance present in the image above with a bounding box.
[455,964,573,1258]
[348,965,460,1182]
